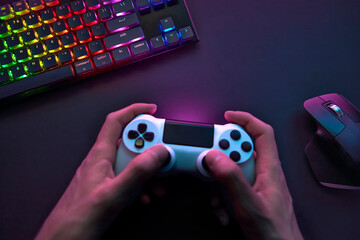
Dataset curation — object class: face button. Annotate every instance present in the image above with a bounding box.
[137,123,147,134]
[230,151,241,162]
[241,141,252,152]
[230,130,241,141]
[202,157,210,172]
[128,130,139,139]
[135,137,145,149]
[143,132,154,142]
[219,139,230,150]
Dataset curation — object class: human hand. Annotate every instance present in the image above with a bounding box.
[35,103,169,240]
[205,111,303,240]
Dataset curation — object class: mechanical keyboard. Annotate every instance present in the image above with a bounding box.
[0,0,198,101]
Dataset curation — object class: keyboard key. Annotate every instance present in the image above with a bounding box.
[0,4,15,20]
[91,23,107,39]
[135,0,150,12]
[58,49,74,64]
[13,0,30,16]
[0,65,75,101]
[5,35,24,50]
[0,52,16,67]
[68,15,83,31]
[25,13,42,28]
[9,18,27,33]
[53,20,69,35]
[179,26,194,41]
[98,6,113,21]
[56,3,71,19]
[28,0,45,11]
[106,13,140,33]
[166,0,178,5]
[37,25,54,40]
[14,47,31,62]
[0,22,11,38]
[30,42,47,58]
[112,46,131,63]
[89,40,104,55]
[164,30,179,46]
[0,40,7,53]
[74,58,94,75]
[104,27,145,50]
[83,11,98,26]
[27,59,44,73]
[22,29,39,44]
[150,35,165,51]
[86,0,101,10]
[44,0,59,7]
[41,8,57,23]
[0,69,12,84]
[76,28,92,44]
[74,44,88,59]
[130,40,150,57]
[160,17,175,33]
[71,0,86,14]
[11,64,28,79]
[45,37,62,53]
[94,52,113,69]
[61,33,77,48]
[42,54,59,69]
[151,0,165,9]
[112,0,135,16]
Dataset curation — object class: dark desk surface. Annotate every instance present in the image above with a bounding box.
[1,0,360,239]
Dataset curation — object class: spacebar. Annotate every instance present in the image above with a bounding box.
[0,65,75,101]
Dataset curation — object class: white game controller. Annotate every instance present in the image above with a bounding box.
[114,114,255,184]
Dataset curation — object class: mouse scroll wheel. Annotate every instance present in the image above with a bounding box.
[326,103,345,117]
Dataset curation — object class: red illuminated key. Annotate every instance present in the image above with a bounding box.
[71,0,86,14]
[74,44,89,60]
[98,6,113,21]
[68,15,83,30]
[83,11,98,26]
[56,3,71,19]
[91,23,107,39]
[88,40,104,55]
[94,52,113,69]
[76,28,92,44]
[86,0,101,10]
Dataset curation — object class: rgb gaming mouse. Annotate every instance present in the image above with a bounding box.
[304,93,360,189]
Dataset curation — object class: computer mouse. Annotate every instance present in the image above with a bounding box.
[304,93,360,174]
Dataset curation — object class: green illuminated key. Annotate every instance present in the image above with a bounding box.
[27,59,43,74]
[11,64,28,79]
[21,29,39,45]
[5,35,24,49]
[9,18,27,33]
[0,22,11,38]
[0,4,15,20]
[14,47,31,62]
[0,69,12,84]
[30,42,47,58]
[0,52,16,67]
[0,40,8,53]
[12,0,30,16]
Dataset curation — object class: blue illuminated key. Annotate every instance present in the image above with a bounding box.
[160,17,175,33]
[179,26,194,42]
[164,30,179,46]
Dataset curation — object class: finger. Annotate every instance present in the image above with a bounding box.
[225,111,279,165]
[205,150,255,200]
[89,103,157,164]
[112,144,169,193]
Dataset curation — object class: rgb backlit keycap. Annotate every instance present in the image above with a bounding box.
[11,64,28,79]
[0,52,16,67]
[25,13,42,28]
[30,42,47,58]
[14,47,32,62]
[56,4,71,19]
[37,25,54,40]
[113,0,135,17]
[0,4,15,20]
[61,33,77,48]
[6,35,24,49]
[27,59,44,74]
[0,23,11,38]
[58,49,74,64]
[40,8,56,23]
[13,0,30,16]
[53,20,69,35]
[28,0,45,11]
[21,30,39,44]
[160,17,175,33]
[0,69,13,84]
[9,18,27,33]
[45,37,62,53]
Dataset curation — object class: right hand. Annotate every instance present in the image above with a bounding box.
[205,111,303,240]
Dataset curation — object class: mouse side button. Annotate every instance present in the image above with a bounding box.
[304,97,345,136]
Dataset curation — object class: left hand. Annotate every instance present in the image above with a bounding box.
[35,103,169,240]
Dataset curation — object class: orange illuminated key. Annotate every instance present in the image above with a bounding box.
[25,13,42,28]
[76,28,92,44]
[61,33,77,48]
[73,44,88,60]
[44,0,59,7]
[53,20,68,35]
[56,3,71,19]
[58,49,74,64]
[40,8,56,23]
[28,0,45,11]
[89,40,104,55]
